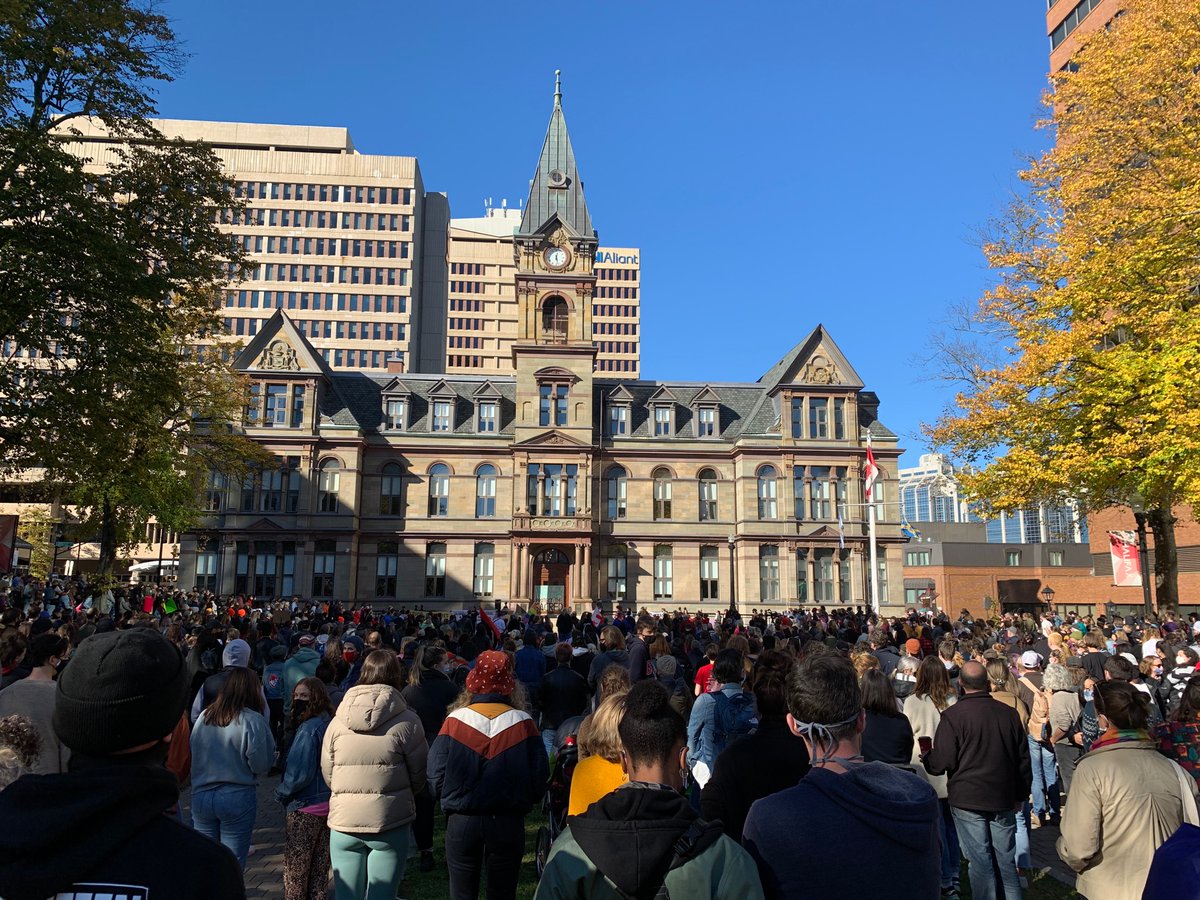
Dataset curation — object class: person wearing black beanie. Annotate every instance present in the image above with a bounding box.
[0,628,246,900]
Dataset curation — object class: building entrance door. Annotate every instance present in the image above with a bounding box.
[532,547,572,610]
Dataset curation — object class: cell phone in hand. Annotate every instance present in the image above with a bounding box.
[918,736,933,756]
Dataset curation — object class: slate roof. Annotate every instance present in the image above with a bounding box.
[518,74,594,239]
[318,374,895,443]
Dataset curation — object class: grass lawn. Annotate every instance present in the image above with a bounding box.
[399,809,1080,900]
[400,808,544,900]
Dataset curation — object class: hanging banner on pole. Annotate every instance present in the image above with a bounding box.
[1108,531,1142,587]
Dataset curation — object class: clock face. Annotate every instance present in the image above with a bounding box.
[544,247,568,268]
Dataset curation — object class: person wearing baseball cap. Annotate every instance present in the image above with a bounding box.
[428,650,548,899]
[0,628,245,900]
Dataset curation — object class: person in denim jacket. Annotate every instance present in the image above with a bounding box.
[276,677,334,900]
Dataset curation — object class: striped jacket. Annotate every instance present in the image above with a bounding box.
[427,695,549,815]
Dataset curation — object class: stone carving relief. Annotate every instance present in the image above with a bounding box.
[802,354,840,385]
[259,339,300,371]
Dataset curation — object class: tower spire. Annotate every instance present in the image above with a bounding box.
[554,69,562,108]
[517,72,594,239]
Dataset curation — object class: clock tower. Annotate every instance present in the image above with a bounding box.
[511,71,599,442]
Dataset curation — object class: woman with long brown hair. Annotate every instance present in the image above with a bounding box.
[189,667,276,870]
[321,650,427,900]
[276,677,334,900]
[903,655,960,897]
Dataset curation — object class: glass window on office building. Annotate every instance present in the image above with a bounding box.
[653,545,673,600]
[700,546,719,601]
[312,539,336,597]
[376,541,398,597]
[796,549,809,602]
[425,543,447,596]
[473,543,494,597]
[814,549,835,603]
[757,465,779,520]
[607,544,627,603]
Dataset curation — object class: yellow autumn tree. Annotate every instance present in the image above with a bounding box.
[926,0,1200,607]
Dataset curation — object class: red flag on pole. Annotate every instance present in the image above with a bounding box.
[479,605,501,642]
[864,440,880,501]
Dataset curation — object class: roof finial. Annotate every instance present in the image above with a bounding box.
[554,69,562,107]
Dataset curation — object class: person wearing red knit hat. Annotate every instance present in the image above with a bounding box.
[428,650,547,900]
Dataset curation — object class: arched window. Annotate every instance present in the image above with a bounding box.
[698,468,718,521]
[652,468,672,521]
[475,464,497,518]
[606,466,627,520]
[757,465,778,520]
[542,296,569,343]
[380,462,403,515]
[428,464,450,517]
[318,459,340,513]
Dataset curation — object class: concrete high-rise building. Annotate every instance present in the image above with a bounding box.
[1047,0,1124,72]
[63,119,445,375]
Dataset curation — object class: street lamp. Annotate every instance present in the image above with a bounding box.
[727,535,737,618]
[1040,585,1055,608]
[1129,493,1154,619]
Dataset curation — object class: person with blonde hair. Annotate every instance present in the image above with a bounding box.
[0,714,40,790]
[568,693,629,815]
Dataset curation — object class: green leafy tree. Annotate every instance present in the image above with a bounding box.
[0,1,266,579]
[926,0,1200,607]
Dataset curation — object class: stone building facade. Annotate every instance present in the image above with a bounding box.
[177,84,905,612]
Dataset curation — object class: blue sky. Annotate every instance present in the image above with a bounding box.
[157,1,1053,466]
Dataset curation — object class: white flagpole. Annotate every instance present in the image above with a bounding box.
[868,499,879,613]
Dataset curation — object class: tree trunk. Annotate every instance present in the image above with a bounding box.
[1147,506,1179,613]
[96,494,119,583]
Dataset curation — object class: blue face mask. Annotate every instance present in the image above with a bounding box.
[1083,689,1094,703]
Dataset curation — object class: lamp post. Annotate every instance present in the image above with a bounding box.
[1129,493,1154,618]
[727,535,737,618]
[1040,585,1055,611]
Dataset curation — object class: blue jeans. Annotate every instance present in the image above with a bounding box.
[1027,736,1059,819]
[939,799,962,889]
[330,826,409,900]
[541,727,558,757]
[951,807,1022,900]
[1014,803,1031,870]
[191,783,257,870]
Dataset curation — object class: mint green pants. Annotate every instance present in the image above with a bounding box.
[329,825,409,900]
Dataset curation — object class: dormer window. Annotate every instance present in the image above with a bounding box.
[608,403,629,436]
[696,406,717,438]
[384,397,408,431]
[432,399,453,432]
[652,404,673,437]
[790,395,848,440]
[477,399,498,433]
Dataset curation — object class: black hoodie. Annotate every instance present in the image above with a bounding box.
[568,785,723,900]
[0,756,245,900]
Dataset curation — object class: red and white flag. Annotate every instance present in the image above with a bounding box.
[864,440,880,502]
[1108,531,1142,587]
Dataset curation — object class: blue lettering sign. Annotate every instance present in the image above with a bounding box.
[594,251,639,266]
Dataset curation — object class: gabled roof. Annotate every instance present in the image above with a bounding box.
[233,309,331,377]
[426,379,457,398]
[757,325,865,393]
[472,380,503,399]
[647,385,681,404]
[518,72,594,239]
[513,430,590,449]
[607,383,637,402]
[690,386,723,405]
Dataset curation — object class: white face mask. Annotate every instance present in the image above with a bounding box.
[1178,658,1189,668]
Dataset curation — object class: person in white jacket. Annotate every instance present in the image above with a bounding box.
[904,656,959,897]
[321,650,427,900]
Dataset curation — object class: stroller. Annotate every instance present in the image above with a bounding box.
[535,715,584,878]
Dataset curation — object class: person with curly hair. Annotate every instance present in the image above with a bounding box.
[0,715,41,790]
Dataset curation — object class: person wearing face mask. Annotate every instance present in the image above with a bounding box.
[0,628,246,899]
[276,678,334,900]
[401,644,460,873]
[0,633,70,774]
[536,679,765,900]
[1057,681,1199,900]
[1160,647,1200,717]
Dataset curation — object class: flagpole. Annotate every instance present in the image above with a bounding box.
[868,500,879,614]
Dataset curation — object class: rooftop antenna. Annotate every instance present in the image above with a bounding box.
[554,69,562,107]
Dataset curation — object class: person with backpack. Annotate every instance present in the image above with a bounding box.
[1016,651,1060,827]
[686,649,757,802]
[535,679,765,899]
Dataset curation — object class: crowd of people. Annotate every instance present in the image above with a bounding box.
[0,569,1198,900]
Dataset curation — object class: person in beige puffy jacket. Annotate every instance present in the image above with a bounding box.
[321,650,428,900]
[1057,681,1199,900]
